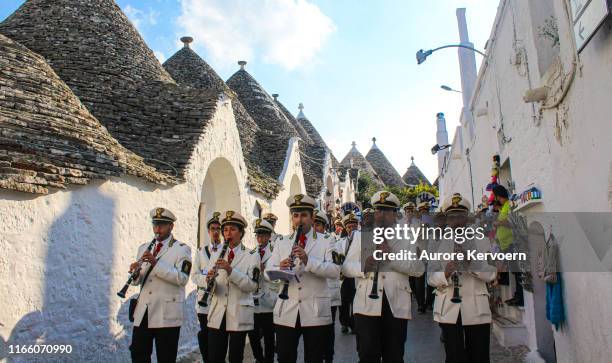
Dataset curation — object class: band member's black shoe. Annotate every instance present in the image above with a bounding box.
[341,326,348,334]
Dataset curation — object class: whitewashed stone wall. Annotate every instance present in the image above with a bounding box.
[0,98,261,362]
[438,1,612,361]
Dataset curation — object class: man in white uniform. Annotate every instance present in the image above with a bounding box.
[128,207,192,363]
[343,191,425,362]
[206,211,260,363]
[266,194,340,363]
[428,193,497,363]
[191,211,222,362]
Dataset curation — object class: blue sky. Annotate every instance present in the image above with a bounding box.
[1,0,500,183]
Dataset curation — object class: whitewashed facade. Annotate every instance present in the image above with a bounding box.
[437,1,612,362]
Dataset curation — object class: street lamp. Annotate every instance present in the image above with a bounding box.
[441,85,462,93]
[416,44,486,65]
[431,144,452,155]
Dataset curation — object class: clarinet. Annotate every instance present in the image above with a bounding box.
[198,240,230,307]
[451,271,462,303]
[368,233,381,299]
[278,224,304,300]
[368,263,380,299]
[117,239,156,298]
[252,266,261,306]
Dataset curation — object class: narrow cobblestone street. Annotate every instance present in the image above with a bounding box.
[179,303,529,363]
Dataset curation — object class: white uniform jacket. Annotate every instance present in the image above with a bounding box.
[326,234,342,307]
[206,243,260,331]
[427,239,497,325]
[191,243,221,314]
[254,242,280,313]
[342,230,425,319]
[266,228,340,327]
[132,235,192,328]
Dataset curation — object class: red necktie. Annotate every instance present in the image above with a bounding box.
[153,242,163,257]
[227,249,235,264]
[299,234,307,249]
[259,246,265,259]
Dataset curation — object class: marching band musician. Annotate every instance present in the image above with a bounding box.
[247,218,278,363]
[338,212,359,335]
[129,208,192,363]
[415,201,434,314]
[266,194,341,363]
[206,211,260,363]
[191,211,222,363]
[428,193,497,363]
[263,212,281,246]
[313,209,341,363]
[332,217,345,241]
[342,191,425,362]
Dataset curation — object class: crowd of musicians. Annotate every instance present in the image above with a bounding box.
[126,188,503,363]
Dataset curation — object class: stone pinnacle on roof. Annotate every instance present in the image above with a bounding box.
[180,36,193,47]
[371,137,379,149]
[238,60,247,70]
[272,94,279,101]
[402,156,431,187]
[297,103,306,119]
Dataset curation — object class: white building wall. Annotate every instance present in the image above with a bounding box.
[0,98,261,361]
[438,1,612,361]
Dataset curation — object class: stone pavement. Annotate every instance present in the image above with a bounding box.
[179,305,528,363]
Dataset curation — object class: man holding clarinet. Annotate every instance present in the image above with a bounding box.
[266,194,340,363]
[342,191,425,363]
[127,207,192,363]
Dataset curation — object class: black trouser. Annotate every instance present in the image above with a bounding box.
[197,313,209,363]
[512,272,524,301]
[323,306,338,362]
[248,312,275,363]
[439,313,490,363]
[339,278,355,329]
[208,315,247,363]
[414,274,435,309]
[354,292,407,363]
[414,275,426,308]
[130,310,181,363]
[275,314,327,363]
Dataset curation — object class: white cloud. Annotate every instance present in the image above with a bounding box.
[124,4,160,32]
[177,0,336,70]
[154,50,166,63]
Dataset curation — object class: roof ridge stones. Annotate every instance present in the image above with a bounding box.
[0,34,171,194]
[0,0,220,179]
[365,139,405,187]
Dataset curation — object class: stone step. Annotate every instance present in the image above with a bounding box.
[492,315,528,347]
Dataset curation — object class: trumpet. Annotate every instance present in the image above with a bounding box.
[117,238,156,298]
[198,239,230,307]
[278,224,304,300]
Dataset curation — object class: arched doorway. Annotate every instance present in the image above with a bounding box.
[528,221,556,362]
[198,157,241,248]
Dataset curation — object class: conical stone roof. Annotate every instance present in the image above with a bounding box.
[402,157,431,187]
[227,65,303,183]
[0,0,220,178]
[276,100,327,197]
[365,138,404,187]
[0,34,170,194]
[340,142,382,185]
[163,39,281,198]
